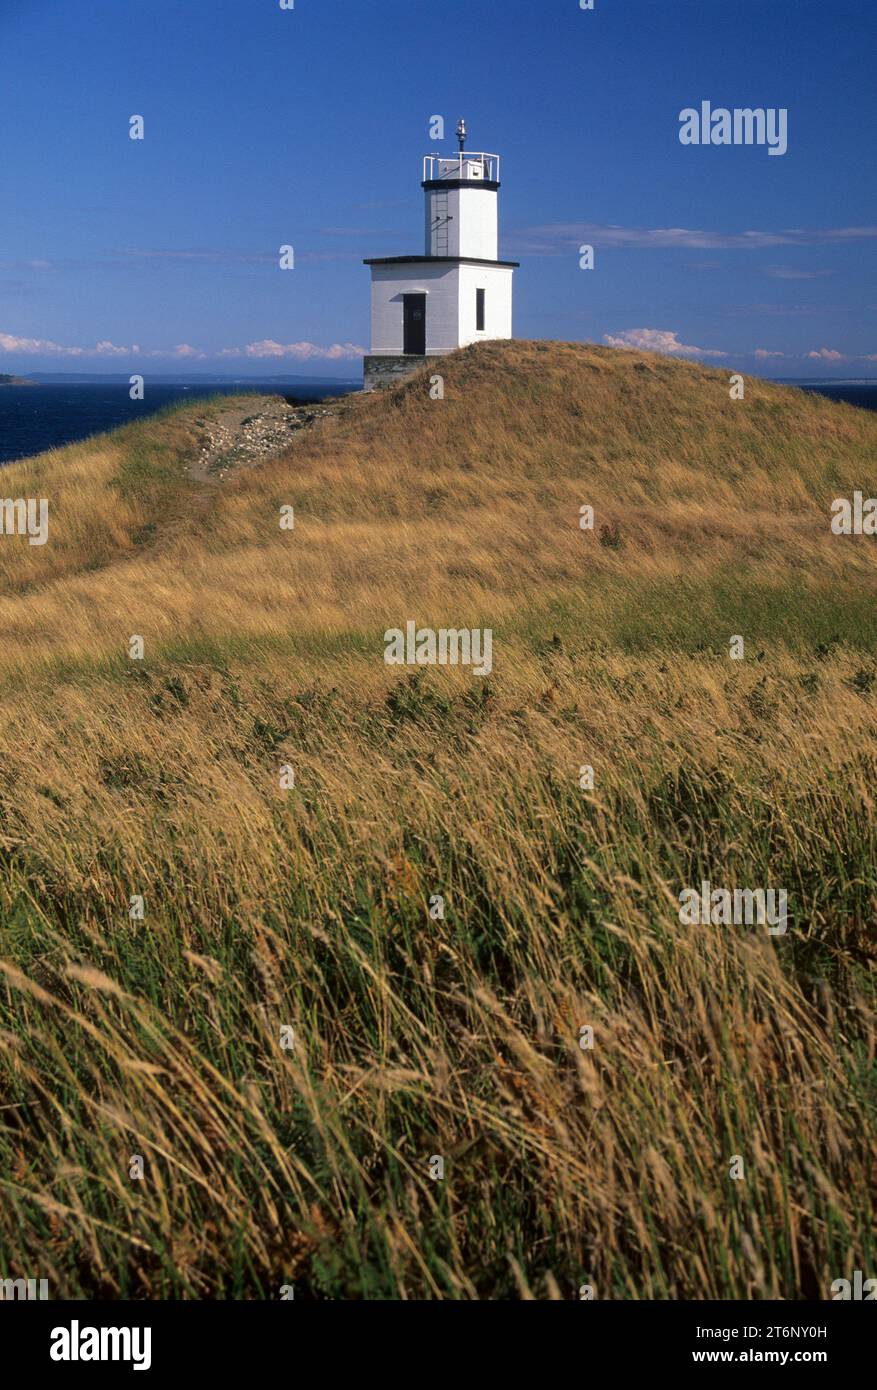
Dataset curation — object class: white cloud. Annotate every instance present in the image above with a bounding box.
[806,347,847,361]
[1,329,364,362]
[0,331,134,357]
[0,331,67,354]
[229,339,365,361]
[603,328,727,359]
[753,348,785,358]
[93,340,130,357]
[511,223,877,255]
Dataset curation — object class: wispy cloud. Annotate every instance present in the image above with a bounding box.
[600,332,875,365]
[764,266,835,280]
[0,330,365,362]
[352,200,409,212]
[0,258,54,272]
[0,331,133,357]
[112,247,274,266]
[111,246,364,267]
[603,328,727,359]
[510,223,877,256]
[222,340,365,361]
[724,302,842,318]
[789,346,877,364]
[803,346,877,363]
[319,227,401,238]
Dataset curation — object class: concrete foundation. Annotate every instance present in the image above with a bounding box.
[363,354,441,392]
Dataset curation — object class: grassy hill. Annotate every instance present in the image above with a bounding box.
[0,339,875,1299]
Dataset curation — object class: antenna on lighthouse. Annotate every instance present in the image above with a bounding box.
[456,118,467,153]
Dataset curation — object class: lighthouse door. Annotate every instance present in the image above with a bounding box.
[403,294,426,355]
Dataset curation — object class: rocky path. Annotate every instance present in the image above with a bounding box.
[186,396,351,484]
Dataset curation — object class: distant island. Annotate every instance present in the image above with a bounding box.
[0,373,36,385]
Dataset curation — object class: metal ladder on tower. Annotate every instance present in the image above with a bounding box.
[432,191,449,255]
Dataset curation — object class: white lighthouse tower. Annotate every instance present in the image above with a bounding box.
[363,120,518,390]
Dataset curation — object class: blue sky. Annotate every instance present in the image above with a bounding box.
[1,0,874,378]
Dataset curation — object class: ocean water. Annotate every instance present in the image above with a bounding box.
[0,380,361,466]
[785,381,877,413]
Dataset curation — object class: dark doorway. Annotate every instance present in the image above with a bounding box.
[403,294,426,355]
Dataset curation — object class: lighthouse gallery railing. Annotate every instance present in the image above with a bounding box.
[422,153,500,182]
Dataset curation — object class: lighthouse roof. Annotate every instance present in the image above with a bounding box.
[363,255,519,268]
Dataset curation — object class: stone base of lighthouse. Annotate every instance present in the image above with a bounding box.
[362,353,443,392]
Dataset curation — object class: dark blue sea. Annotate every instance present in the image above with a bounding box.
[785,381,877,413]
[0,379,361,466]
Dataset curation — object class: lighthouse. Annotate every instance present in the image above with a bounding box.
[362,120,518,390]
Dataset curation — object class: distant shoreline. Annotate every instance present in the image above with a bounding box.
[21,372,361,386]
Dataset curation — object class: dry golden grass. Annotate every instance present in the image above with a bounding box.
[1,339,875,672]
[0,341,874,1298]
